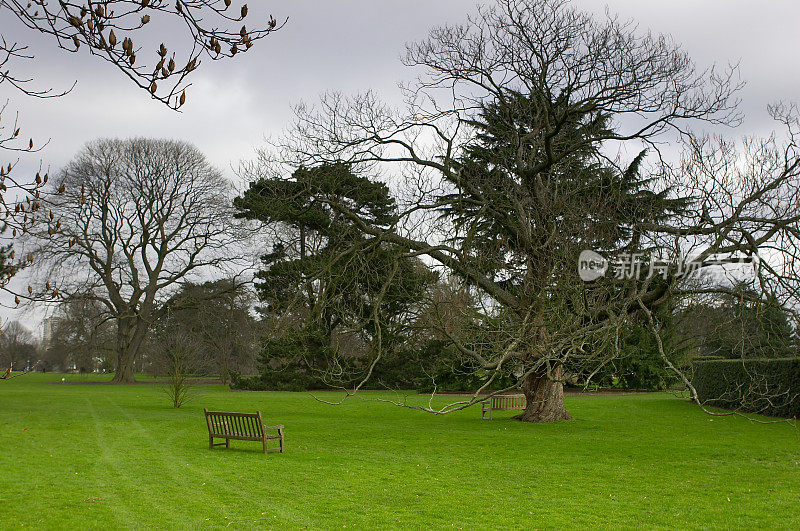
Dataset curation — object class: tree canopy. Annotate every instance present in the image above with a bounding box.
[235,162,437,388]
[258,0,800,421]
[23,137,242,382]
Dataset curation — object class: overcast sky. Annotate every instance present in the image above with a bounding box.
[2,0,799,331]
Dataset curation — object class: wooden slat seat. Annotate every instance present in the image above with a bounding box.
[204,409,284,453]
[481,394,526,420]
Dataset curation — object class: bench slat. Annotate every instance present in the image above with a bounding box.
[205,411,261,417]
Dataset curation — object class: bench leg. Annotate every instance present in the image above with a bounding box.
[209,436,214,450]
[279,432,284,453]
[225,438,230,449]
[262,438,267,454]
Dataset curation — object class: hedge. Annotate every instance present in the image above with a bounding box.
[692,357,800,418]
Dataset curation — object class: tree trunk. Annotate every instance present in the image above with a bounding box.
[513,364,572,422]
[219,355,230,385]
[111,347,136,383]
[111,316,147,383]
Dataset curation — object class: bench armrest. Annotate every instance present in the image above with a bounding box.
[264,424,284,430]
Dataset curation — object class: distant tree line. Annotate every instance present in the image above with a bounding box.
[26,278,261,381]
[5,146,797,395]
[0,320,38,372]
[4,0,800,426]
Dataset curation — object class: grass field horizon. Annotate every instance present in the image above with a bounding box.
[2,373,799,529]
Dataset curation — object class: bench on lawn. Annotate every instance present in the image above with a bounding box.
[204,409,284,453]
[481,394,526,420]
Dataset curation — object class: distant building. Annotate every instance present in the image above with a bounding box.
[42,316,63,349]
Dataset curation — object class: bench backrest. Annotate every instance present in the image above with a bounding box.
[204,409,263,438]
[490,394,526,410]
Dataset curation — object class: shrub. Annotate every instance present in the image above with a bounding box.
[230,337,516,392]
[375,340,516,393]
[230,329,337,391]
[162,343,194,408]
[692,357,800,418]
[567,324,680,391]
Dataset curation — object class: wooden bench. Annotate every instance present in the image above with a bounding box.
[481,394,526,420]
[204,409,284,453]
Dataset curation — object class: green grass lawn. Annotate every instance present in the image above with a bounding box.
[1,373,799,529]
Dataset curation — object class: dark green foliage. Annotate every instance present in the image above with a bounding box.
[231,328,339,391]
[677,288,797,359]
[370,341,462,391]
[235,163,396,232]
[366,340,516,393]
[693,358,800,418]
[610,328,677,390]
[234,163,438,390]
[440,90,688,285]
[567,319,680,391]
[234,163,403,322]
[579,325,678,390]
[235,162,432,328]
[230,337,512,392]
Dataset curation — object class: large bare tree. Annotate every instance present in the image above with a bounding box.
[259,0,800,421]
[23,137,244,382]
[0,319,37,371]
